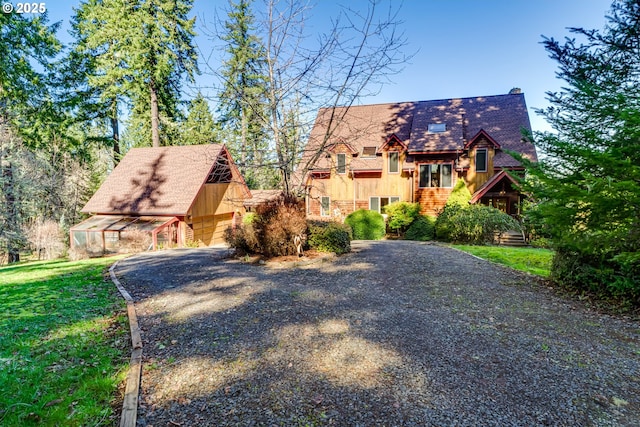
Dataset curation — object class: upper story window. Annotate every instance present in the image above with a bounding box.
[419,164,452,188]
[337,153,346,174]
[428,123,446,133]
[475,148,488,173]
[362,146,377,157]
[388,152,399,173]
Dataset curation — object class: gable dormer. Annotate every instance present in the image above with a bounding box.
[379,134,408,152]
[379,134,407,175]
[465,129,500,192]
[326,141,358,175]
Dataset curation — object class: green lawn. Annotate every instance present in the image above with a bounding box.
[452,245,554,277]
[0,256,129,426]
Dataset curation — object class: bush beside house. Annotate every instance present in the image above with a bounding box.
[307,221,351,254]
[404,215,436,241]
[345,209,386,240]
[435,204,522,245]
[384,202,421,236]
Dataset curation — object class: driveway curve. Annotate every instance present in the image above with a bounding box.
[114,240,639,426]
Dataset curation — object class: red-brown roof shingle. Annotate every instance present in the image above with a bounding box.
[82,144,227,216]
[298,92,537,176]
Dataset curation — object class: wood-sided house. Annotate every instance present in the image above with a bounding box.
[71,144,250,253]
[300,90,537,218]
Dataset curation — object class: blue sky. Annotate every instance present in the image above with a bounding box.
[41,0,613,133]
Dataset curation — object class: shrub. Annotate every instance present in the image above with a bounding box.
[552,247,639,304]
[225,193,307,257]
[530,237,552,249]
[25,218,66,260]
[307,221,351,254]
[435,204,522,244]
[345,209,385,240]
[384,202,421,235]
[445,179,472,208]
[242,212,258,225]
[405,215,436,241]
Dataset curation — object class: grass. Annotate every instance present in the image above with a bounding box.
[0,256,129,426]
[452,245,554,277]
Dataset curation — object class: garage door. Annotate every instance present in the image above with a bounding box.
[191,213,234,246]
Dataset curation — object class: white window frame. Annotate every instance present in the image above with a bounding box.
[336,153,346,174]
[320,196,331,216]
[475,148,488,173]
[369,196,400,213]
[418,163,453,188]
[388,151,399,174]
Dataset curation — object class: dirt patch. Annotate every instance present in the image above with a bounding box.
[115,241,640,426]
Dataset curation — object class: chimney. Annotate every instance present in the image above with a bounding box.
[509,87,522,94]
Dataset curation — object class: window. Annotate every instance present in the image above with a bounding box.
[419,164,453,188]
[336,153,346,174]
[428,123,446,133]
[388,152,399,173]
[475,148,488,172]
[362,146,377,157]
[320,196,330,216]
[369,196,400,213]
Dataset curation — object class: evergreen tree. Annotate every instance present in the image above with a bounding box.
[131,0,198,147]
[181,93,218,145]
[69,0,124,158]
[522,0,640,300]
[74,0,198,148]
[217,0,270,188]
[0,11,60,262]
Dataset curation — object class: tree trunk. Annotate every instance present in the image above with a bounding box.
[240,108,247,176]
[2,161,20,263]
[110,98,120,157]
[150,79,160,147]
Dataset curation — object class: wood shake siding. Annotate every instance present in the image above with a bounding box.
[415,187,452,216]
[300,92,537,218]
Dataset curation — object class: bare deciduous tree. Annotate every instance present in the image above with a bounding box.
[259,0,409,193]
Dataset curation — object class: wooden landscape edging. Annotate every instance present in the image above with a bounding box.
[109,261,142,427]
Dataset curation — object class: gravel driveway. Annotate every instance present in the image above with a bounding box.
[114,240,640,426]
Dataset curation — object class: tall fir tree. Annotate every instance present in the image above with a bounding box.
[0,11,60,262]
[217,0,271,189]
[131,0,198,147]
[522,0,640,300]
[73,0,198,148]
[181,93,218,145]
[69,0,124,158]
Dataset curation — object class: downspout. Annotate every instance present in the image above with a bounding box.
[410,170,414,203]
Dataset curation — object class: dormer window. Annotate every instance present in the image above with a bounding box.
[362,146,377,157]
[475,148,488,172]
[337,153,346,174]
[428,123,446,133]
[388,152,399,173]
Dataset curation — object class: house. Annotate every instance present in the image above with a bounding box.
[299,90,537,218]
[243,189,284,212]
[71,144,250,253]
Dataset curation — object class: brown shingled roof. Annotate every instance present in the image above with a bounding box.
[82,144,229,216]
[298,92,537,177]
